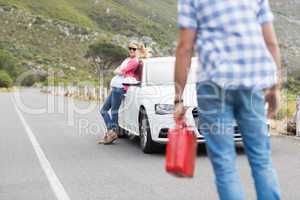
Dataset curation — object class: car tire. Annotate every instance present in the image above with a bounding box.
[139,109,157,154]
[117,126,128,138]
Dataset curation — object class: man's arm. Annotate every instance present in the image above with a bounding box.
[174,28,197,118]
[262,22,282,118]
[174,29,197,101]
[262,22,282,87]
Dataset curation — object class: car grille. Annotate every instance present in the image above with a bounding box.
[158,128,204,140]
[192,107,242,139]
[158,108,243,141]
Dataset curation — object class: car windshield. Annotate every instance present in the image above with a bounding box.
[146,58,198,85]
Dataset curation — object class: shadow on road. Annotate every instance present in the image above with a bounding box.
[117,136,246,157]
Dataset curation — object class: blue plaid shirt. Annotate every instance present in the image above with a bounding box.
[178,0,277,89]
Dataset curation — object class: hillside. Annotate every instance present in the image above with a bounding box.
[270,0,300,78]
[0,0,177,46]
[0,0,178,84]
[0,0,299,86]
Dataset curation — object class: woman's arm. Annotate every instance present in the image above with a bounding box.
[113,67,122,75]
[113,58,129,75]
[121,59,139,74]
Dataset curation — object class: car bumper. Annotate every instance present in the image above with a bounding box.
[148,107,243,144]
[148,107,269,144]
[154,127,243,144]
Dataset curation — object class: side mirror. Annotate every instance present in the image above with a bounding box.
[123,82,141,86]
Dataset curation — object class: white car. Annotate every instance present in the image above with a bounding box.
[118,57,244,153]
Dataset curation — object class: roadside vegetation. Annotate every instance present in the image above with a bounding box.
[0,0,299,128]
[0,0,177,91]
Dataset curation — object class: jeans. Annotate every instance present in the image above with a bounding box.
[196,81,281,200]
[100,87,125,132]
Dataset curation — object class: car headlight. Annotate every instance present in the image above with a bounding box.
[155,104,175,115]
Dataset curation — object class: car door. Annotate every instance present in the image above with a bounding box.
[119,61,146,135]
[121,86,141,135]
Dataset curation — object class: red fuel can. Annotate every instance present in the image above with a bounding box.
[165,120,197,178]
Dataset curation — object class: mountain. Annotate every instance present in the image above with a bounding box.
[270,0,300,78]
[0,0,178,46]
[0,0,178,83]
[0,0,299,84]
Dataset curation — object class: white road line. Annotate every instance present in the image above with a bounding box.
[12,100,71,200]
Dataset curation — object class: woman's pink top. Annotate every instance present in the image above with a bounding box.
[121,57,140,91]
[121,58,140,80]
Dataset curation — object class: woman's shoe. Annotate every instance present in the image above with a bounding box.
[103,132,118,145]
[97,133,108,144]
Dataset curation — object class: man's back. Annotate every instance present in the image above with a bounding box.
[178,0,277,89]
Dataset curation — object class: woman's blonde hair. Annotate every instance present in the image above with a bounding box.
[138,43,150,59]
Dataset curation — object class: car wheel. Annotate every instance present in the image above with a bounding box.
[139,109,157,154]
[117,126,128,138]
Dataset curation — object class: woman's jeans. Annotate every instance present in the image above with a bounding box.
[100,87,125,132]
[196,81,281,200]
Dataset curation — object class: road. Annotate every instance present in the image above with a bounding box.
[1,88,300,200]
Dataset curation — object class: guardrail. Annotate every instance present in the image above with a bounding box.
[40,85,109,103]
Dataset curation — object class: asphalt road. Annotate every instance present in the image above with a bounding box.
[1,88,300,200]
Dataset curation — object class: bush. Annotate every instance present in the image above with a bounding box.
[286,77,300,94]
[21,74,39,87]
[0,49,19,79]
[0,70,13,88]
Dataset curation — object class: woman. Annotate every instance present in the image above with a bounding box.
[98,43,140,144]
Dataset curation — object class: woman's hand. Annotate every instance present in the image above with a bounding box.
[113,67,122,75]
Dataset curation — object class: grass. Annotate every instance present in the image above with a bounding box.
[1,0,296,90]
[0,0,178,83]
[277,91,298,120]
[0,86,18,92]
[287,92,298,117]
[0,0,178,46]
[0,0,179,86]
[0,7,91,70]
[0,0,96,28]
[287,100,297,117]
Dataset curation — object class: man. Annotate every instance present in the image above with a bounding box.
[174,0,281,199]
[98,43,140,144]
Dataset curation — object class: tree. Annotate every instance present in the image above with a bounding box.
[0,70,13,88]
[21,74,39,87]
[86,42,128,74]
[0,49,19,79]
[85,42,128,100]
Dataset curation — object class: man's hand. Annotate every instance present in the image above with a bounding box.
[265,87,280,119]
[173,102,187,120]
